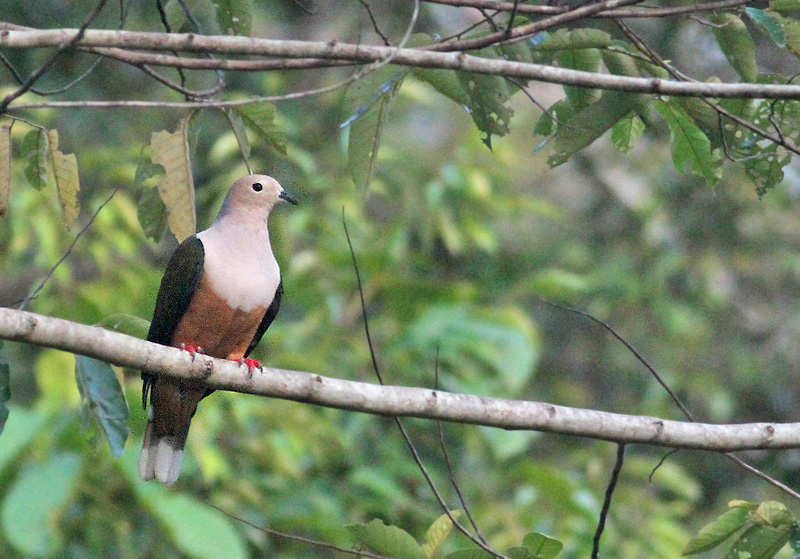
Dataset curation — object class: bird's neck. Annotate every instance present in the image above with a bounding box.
[198,213,273,257]
[195,213,281,312]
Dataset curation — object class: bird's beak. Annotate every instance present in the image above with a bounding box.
[279,190,299,205]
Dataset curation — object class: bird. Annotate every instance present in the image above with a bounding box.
[138,174,297,485]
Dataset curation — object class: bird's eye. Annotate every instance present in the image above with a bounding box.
[252,182,263,192]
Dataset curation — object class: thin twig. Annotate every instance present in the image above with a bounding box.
[503,0,520,38]
[208,503,400,559]
[538,296,800,501]
[649,448,680,483]
[342,208,382,384]
[173,0,226,98]
[425,0,644,52]
[357,0,390,46]
[434,346,489,545]
[19,184,121,310]
[0,0,110,113]
[537,296,694,419]
[155,0,189,91]
[725,455,800,500]
[135,62,225,98]
[343,210,508,559]
[591,443,626,559]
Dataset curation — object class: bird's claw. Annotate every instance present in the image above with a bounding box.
[238,358,262,378]
[180,343,204,361]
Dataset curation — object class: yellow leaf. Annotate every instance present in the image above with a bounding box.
[47,129,81,230]
[0,124,10,216]
[151,115,196,242]
[421,511,461,559]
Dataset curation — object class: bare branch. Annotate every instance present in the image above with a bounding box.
[422,0,752,19]
[0,0,109,112]
[4,27,800,102]
[2,307,800,452]
[425,0,645,52]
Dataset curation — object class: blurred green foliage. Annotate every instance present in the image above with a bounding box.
[2,1,800,559]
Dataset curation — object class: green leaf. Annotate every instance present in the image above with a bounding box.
[233,102,287,155]
[655,99,722,186]
[1,453,82,557]
[710,13,758,82]
[723,524,791,559]
[344,67,407,193]
[422,511,462,559]
[611,114,645,153]
[682,506,749,555]
[558,45,601,109]
[21,128,49,190]
[346,518,425,559]
[138,183,169,242]
[771,0,800,12]
[530,28,613,51]
[746,7,786,46]
[730,500,761,512]
[742,75,800,195]
[457,68,514,149]
[545,91,635,167]
[444,550,492,559]
[751,501,797,528]
[135,160,165,186]
[97,314,151,340]
[533,99,575,138]
[0,407,46,475]
[75,355,129,458]
[787,523,800,556]
[507,546,537,559]
[0,362,8,436]
[138,486,248,559]
[409,32,470,106]
[136,160,168,242]
[413,35,520,146]
[212,0,252,36]
[523,532,564,559]
[718,96,757,151]
[538,30,608,110]
[776,12,800,56]
[413,66,471,107]
[679,95,728,149]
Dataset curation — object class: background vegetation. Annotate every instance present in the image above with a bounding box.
[3,1,800,558]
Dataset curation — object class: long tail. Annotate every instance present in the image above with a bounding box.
[138,419,188,485]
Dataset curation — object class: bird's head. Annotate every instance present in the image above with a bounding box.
[218,174,298,219]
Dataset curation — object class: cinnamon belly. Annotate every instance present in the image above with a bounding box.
[170,275,268,361]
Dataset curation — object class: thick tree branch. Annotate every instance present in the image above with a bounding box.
[1,306,799,451]
[3,27,800,101]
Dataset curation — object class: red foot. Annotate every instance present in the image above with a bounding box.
[239,358,262,372]
[179,343,204,360]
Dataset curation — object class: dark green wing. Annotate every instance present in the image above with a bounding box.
[141,236,205,408]
[244,281,283,358]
